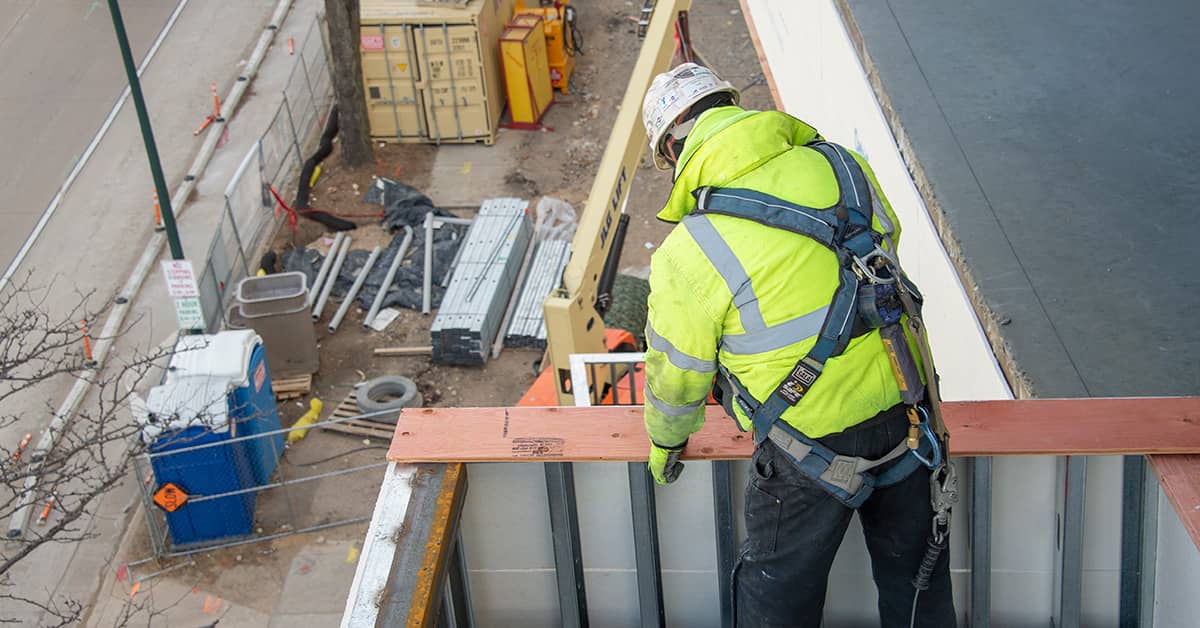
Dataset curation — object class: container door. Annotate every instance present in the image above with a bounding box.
[414,23,491,142]
[361,24,425,140]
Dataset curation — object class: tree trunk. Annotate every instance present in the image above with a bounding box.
[324,0,373,167]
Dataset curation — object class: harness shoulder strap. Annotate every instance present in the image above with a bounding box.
[692,141,881,436]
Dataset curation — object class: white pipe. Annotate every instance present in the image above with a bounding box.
[308,232,344,308]
[330,246,381,333]
[440,233,466,289]
[6,0,298,539]
[313,236,351,320]
[422,212,434,315]
[364,226,414,327]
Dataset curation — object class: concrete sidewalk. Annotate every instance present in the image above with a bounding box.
[2,0,328,623]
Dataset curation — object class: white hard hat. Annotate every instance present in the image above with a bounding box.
[642,63,740,170]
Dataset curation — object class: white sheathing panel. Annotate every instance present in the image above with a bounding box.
[1154,488,1200,627]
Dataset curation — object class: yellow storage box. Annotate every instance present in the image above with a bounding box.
[360,0,515,144]
[500,17,553,126]
[514,0,575,93]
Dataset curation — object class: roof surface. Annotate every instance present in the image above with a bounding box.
[842,0,1200,396]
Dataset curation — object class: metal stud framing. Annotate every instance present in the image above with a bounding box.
[1054,456,1087,627]
[713,461,736,628]
[971,457,992,628]
[431,198,532,364]
[629,463,666,627]
[545,461,589,628]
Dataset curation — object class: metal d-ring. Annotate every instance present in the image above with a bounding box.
[852,246,900,285]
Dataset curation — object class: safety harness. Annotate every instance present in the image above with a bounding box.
[694,142,957,532]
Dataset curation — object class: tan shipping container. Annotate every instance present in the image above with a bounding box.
[360,0,514,144]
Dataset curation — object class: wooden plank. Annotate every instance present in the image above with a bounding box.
[319,388,397,440]
[374,346,434,357]
[273,374,312,400]
[1148,454,1200,552]
[387,397,1200,462]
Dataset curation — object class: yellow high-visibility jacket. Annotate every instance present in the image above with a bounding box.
[643,106,916,447]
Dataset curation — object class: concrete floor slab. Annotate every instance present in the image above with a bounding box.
[426,129,527,207]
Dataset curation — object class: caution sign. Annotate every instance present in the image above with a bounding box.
[153,482,189,513]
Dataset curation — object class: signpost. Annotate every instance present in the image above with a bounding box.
[162,260,205,331]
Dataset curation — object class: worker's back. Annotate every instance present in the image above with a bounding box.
[648,107,914,439]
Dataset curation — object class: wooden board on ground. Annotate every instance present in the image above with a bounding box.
[273,374,313,400]
[1148,454,1200,552]
[374,346,434,357]
[320,388,397,441]
[387,397,1200,462]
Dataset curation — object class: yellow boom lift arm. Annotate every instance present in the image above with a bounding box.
[542,0,692,405]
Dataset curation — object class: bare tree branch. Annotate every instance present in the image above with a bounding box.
[0,275,176,623]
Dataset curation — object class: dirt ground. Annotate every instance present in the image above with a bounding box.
[115,0,770,619]
[262,0,773,418]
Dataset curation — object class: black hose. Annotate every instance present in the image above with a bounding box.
[595,213,630,317]
[565,6,582,55]
[294,105,356,232]
[912,532,947,591]
[908,532,947,628]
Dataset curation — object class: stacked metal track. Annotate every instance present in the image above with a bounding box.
[505,240,571,348]
[431,198,532,365]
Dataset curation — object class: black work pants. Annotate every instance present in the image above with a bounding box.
[734,406,956,627]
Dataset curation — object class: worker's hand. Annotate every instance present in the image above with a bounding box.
[648,440,686,485]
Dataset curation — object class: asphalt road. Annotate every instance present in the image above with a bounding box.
[0,0,174,269]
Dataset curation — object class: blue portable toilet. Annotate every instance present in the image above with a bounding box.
[145,379,257,547]
[168,331,284,485]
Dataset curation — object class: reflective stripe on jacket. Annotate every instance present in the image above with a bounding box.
[643,107,909,447]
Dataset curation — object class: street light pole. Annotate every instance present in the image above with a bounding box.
[107,0,185,260]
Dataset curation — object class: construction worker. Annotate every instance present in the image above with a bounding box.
[640,63,956,627]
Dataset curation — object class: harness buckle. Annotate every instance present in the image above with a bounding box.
[852,246,900,285]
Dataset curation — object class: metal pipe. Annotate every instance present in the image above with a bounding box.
[422,212,434,315]
[308,232,344,308]
[364,226,414,327]
[312,235,351,320]
[158,517,372,561]
[330,245,381,333]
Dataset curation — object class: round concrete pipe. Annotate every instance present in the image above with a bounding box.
[329,245,381,333]
[364,225,414,328]
[312,235,351,320]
